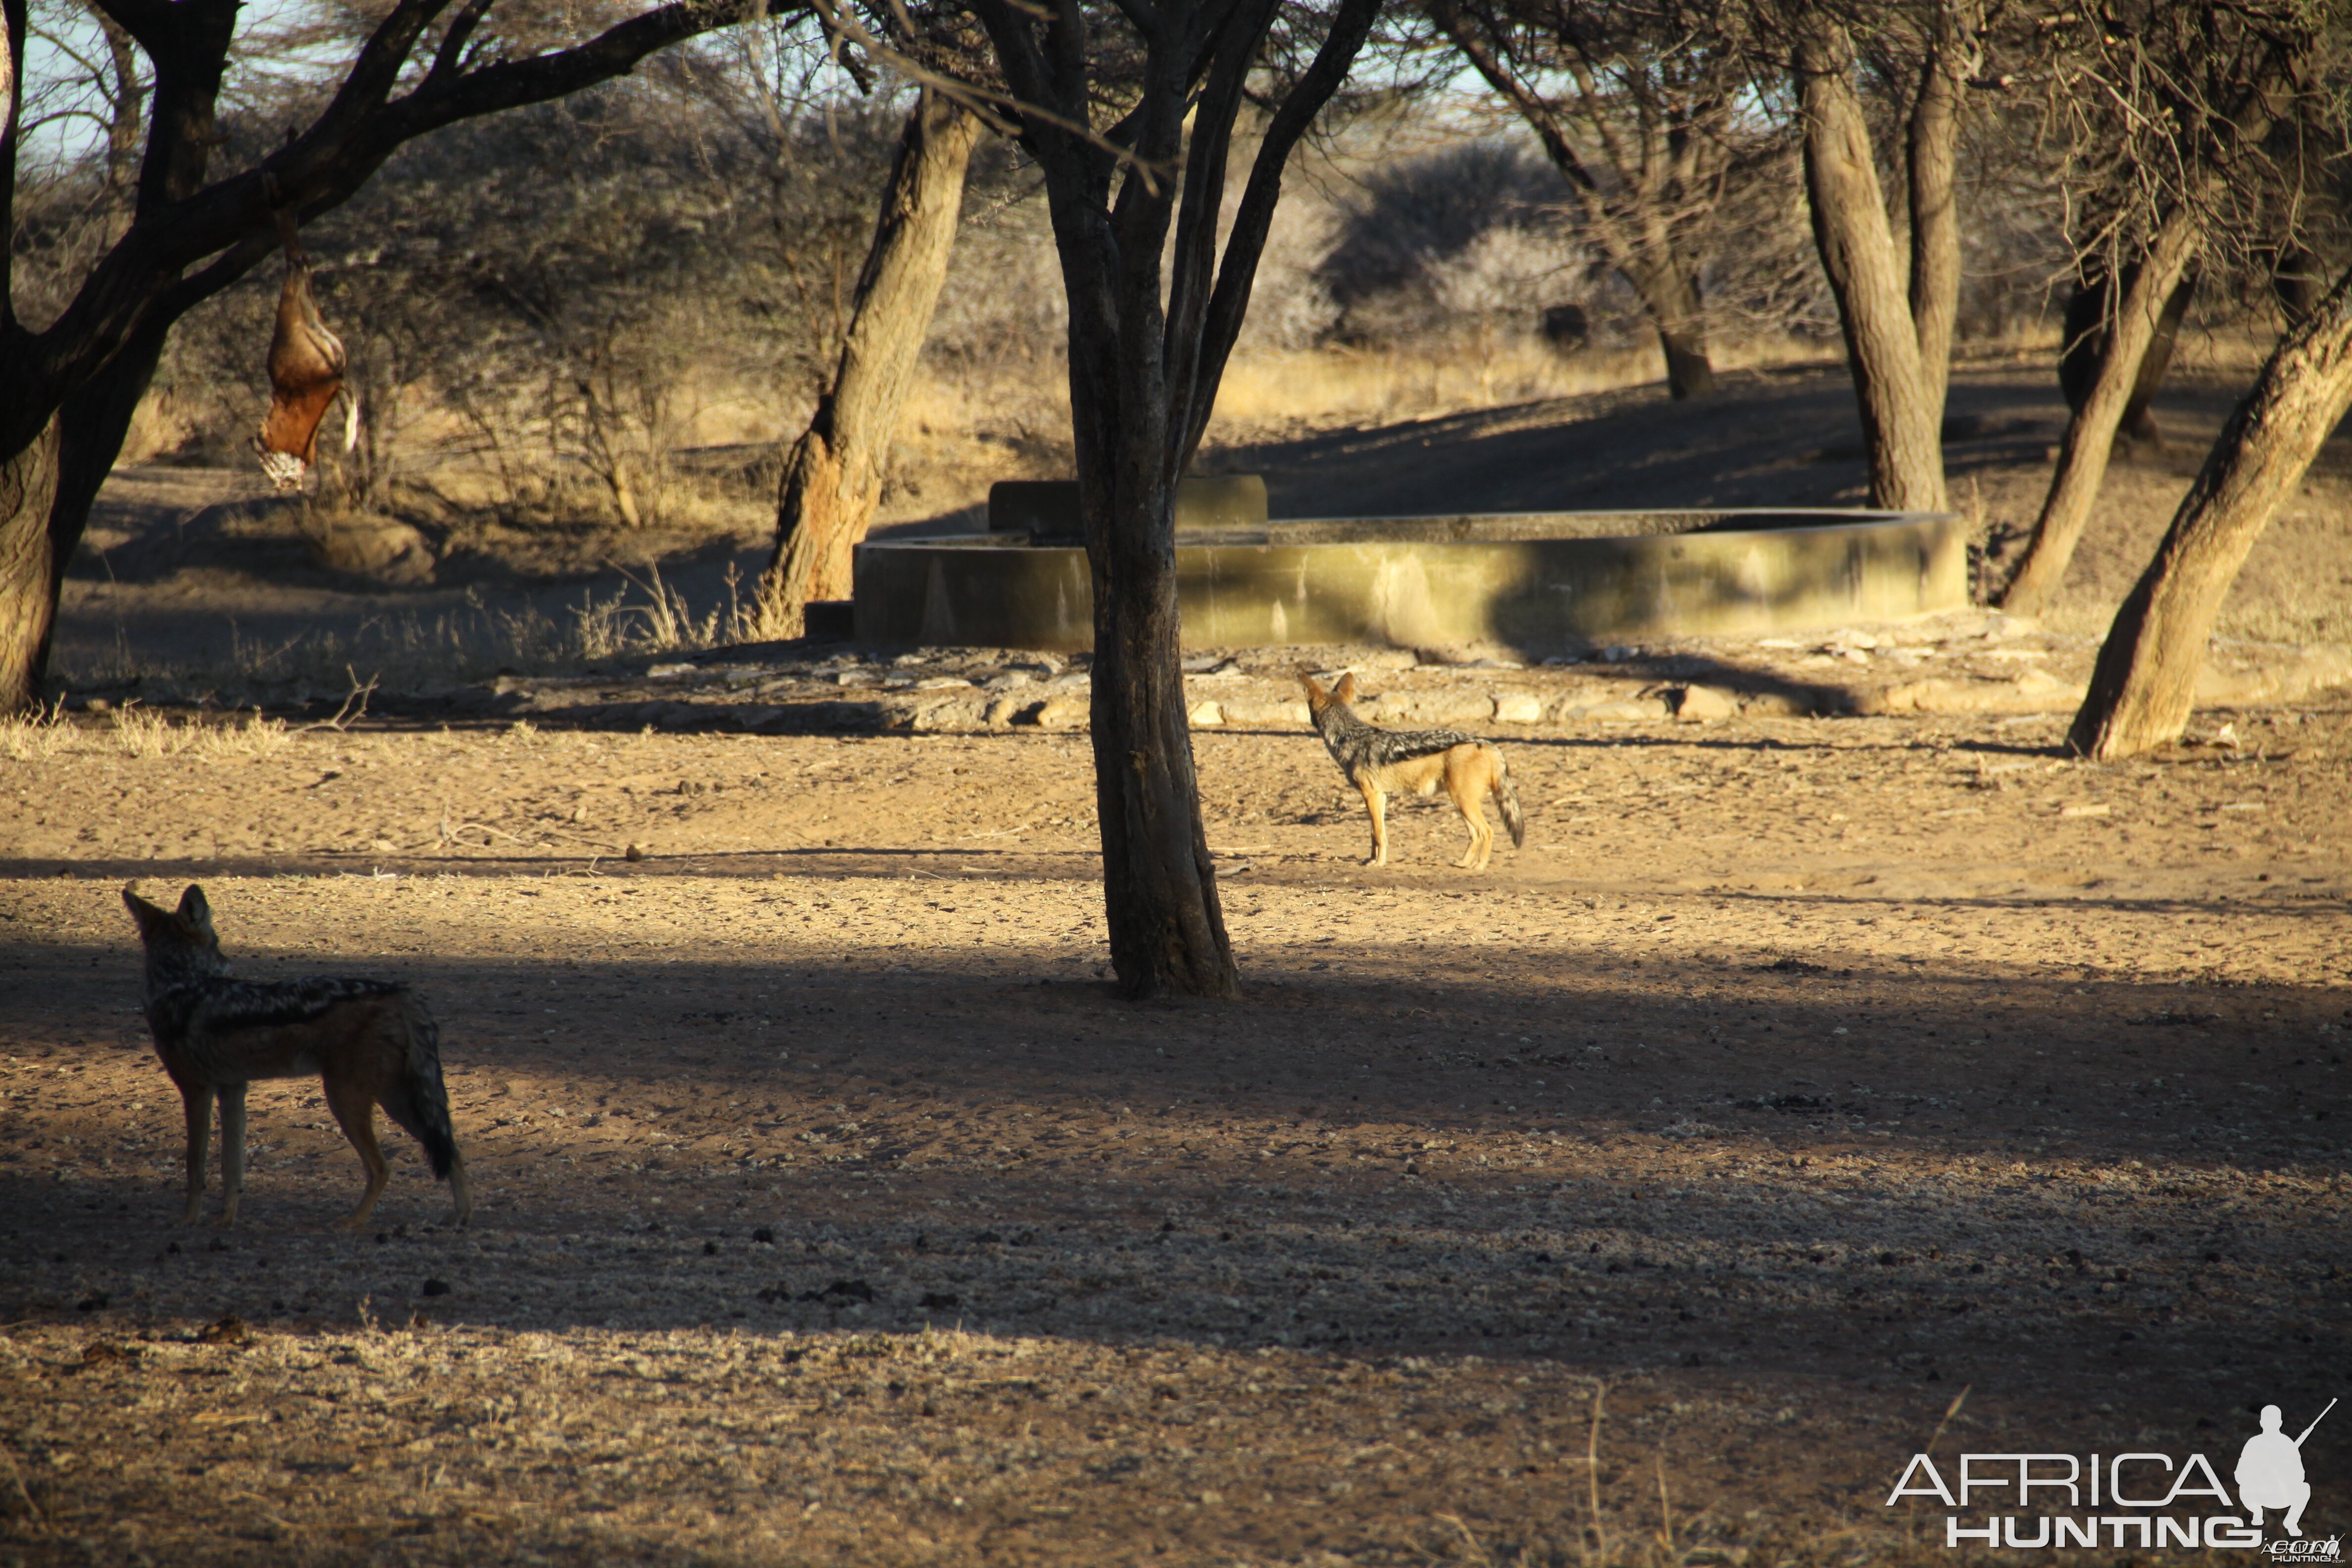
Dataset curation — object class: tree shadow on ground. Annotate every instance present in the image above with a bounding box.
[4,927,2342,1402]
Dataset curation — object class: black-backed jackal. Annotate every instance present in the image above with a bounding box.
[122,884,470,1229]
[1300,669,1526,871]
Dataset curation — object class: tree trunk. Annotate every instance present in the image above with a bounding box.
[2069,262,2352,760]
[2061,265,2197,446]
[1906,3,1965,441]
[1795,21,1947,512]
[0,419,64,714]
[754,91,979,638]
[1082,424,1238,1000]
[1057,171,1242,1002]
[971,0,1373,999]
[1658,324,1715,400]
[1626,256,1715,400]
[1999,205,2202,615]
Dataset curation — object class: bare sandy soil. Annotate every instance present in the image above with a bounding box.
[2,366,2349,1566]
[3,691,2349,1566]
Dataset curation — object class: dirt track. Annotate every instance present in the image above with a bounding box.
[3,688,2349,1565]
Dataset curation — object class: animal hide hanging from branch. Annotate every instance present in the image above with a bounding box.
[251,216,347,493]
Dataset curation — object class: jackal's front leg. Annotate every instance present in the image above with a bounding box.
[179,1083,215,1224]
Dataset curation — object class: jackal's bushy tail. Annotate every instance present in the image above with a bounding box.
[386,995,461,1181]
[1495,753,1526,849]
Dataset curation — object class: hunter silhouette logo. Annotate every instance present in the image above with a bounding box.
[1886,1396,2335,1552]
[2241,1401,2331,1538]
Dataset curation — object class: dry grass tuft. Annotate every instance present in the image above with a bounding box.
[0,699,72,761]
[105,702,295,760]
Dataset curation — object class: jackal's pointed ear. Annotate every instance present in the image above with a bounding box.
[122,883,169,932]
[1297,667,1325,701]
[1332,672,1358,704]
[176,885,217,941]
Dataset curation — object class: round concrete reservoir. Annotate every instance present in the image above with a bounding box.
[854,508,1967,654]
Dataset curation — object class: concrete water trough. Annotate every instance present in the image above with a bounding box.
[854,481,1968,654]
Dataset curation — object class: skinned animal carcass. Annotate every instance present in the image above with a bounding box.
[251,225,346,492]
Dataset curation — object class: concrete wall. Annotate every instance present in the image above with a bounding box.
[854,509,1968,653]
[987,476,1269,544]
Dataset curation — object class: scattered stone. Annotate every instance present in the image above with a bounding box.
[1672,685,1738,723]
[1493,692,1544,724]
[1362,692,1491,726]
[1218,699,1312,727]
[421,1278,452,1297]
[1029,696,1090,730]
[1568,694,1674,722]
[1188,701,1225,727]
[315,519,435,584]
[911,697,986,733]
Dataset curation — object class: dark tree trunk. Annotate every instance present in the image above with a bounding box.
[1627,255,1715,400]
[1794,17,1949,512]
[2070,262,2352,759]
[2058,264,2197,447]
[2000,206,2202,615]
[14,319,177,701]
[0,418,62,714]
[755,91,979,638]
[971,0,1376,997]
[1659,326,1716,400]
[1080,426,1236,998]
[1906,2,1963,441]
[2002,70,2285,618]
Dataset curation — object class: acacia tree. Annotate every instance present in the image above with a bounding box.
[1425,0,1760,400]
[1782,0,1977,512]
[0,0,779,714]
[2070,257,2352,758]
[1999,6,2303,616]
[951,0,1378,998]
[754,85,979,637]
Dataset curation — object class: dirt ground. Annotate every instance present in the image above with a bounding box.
[2,366,2350,1566]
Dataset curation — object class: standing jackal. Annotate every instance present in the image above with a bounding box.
[122,884,471,1229]
[1300,670,1526,870]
